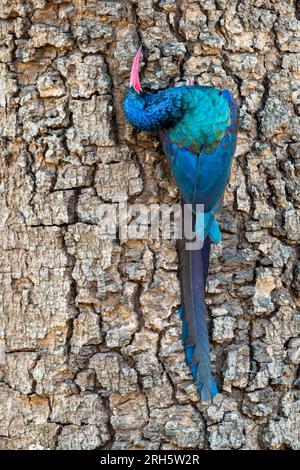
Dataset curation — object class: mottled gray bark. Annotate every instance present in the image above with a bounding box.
[0,0,299,450]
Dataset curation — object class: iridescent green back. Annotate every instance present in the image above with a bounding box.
[167,86,231,154]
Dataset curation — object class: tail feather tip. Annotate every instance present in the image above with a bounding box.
[199,377,218,401]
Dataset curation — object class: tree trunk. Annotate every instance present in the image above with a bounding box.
[0,0,299,450]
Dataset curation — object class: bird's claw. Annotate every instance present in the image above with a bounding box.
[186,77,195,86]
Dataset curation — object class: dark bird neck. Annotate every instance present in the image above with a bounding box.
[123,86,185,132]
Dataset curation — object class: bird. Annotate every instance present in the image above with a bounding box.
[123,46,239,400]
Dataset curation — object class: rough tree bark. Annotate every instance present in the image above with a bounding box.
[0,0,299,450]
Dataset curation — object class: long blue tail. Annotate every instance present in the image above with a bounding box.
[178,227,217,401]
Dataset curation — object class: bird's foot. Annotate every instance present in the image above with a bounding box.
[186,77,195,86]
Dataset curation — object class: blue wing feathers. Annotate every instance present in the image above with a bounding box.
[161,88,238,241]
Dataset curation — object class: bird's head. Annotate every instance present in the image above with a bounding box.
[124,46,154,130]
[123,46,184,131]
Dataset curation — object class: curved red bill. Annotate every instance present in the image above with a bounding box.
[130,46,143,94]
